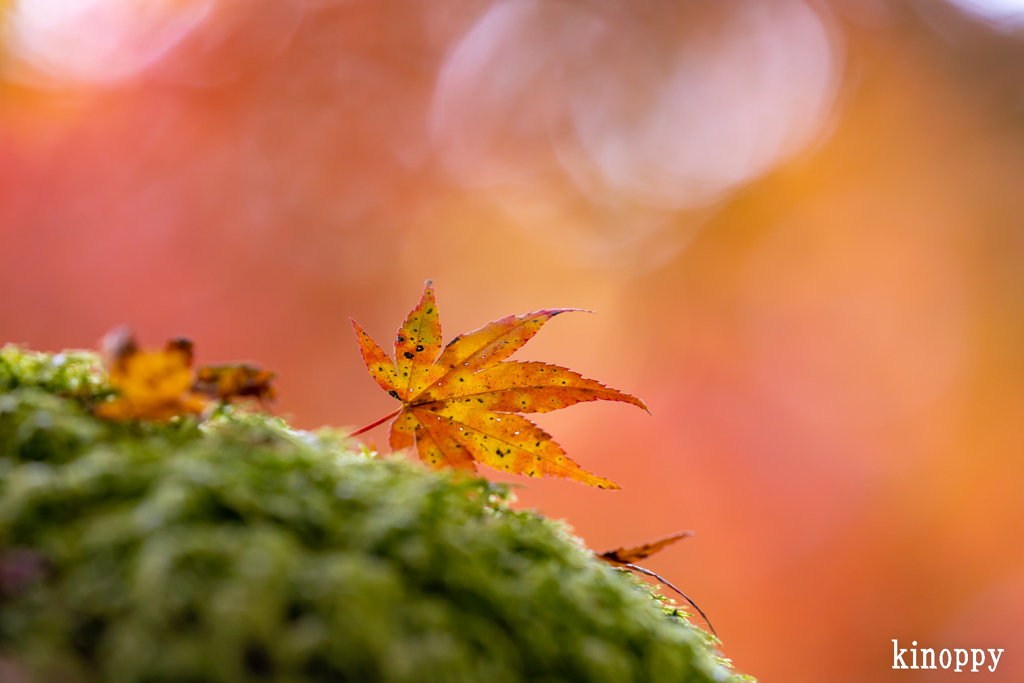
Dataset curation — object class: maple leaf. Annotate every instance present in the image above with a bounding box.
[94,327,210,421]
[350,281,648,488]
[94,328,277,421]
[192,364,276,404]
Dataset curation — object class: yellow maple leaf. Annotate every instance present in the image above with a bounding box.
[95,327,209,421]
[350,281,648,488]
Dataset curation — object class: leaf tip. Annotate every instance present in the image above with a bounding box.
[622,393,651,415]
[548,308,593,317]
[350,319,374,344]
[584,473,622,490]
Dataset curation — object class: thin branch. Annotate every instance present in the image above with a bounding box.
[348,407,402,437]
[623,563,717,638]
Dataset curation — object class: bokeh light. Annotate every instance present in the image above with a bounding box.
[943,0,1024,28]
[6,0,214,84]
[432,0,841,266]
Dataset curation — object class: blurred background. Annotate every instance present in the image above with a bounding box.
[2,0,1023,680]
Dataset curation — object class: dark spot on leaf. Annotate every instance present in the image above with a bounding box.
[404,352,414,359]
[416,345,424,352]
[397,335,405,342]
[388,390,399,399]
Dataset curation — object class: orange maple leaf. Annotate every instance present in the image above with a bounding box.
[192,364,277,404]
[350,281,648,488]
[95,327,210,421]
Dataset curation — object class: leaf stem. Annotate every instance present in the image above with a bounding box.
[348,407,402,437]
[623,563,717,638]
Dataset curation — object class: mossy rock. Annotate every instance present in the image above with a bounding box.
[0,346,747,683]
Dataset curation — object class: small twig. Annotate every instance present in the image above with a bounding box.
[623,562,717,638]
[348,407,402,437]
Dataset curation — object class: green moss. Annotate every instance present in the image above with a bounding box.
[0,345,747,683]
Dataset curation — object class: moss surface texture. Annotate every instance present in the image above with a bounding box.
[0,346,747,683]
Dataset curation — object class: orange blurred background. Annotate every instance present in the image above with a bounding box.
[2,0,1023,680]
